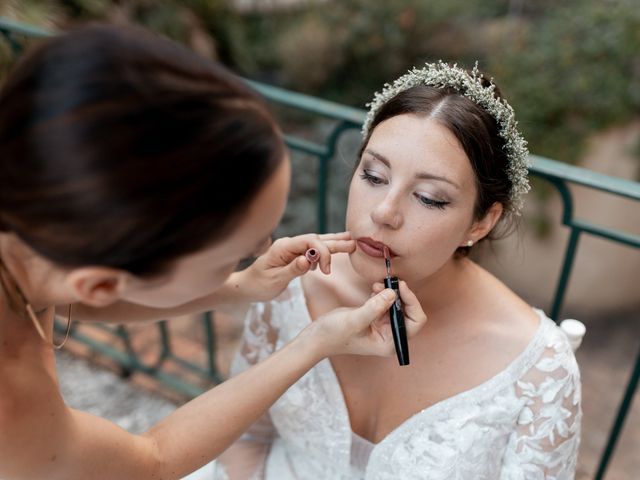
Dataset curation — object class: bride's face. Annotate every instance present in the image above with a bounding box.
[346,113,480,285]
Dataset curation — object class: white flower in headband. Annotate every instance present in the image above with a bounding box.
[362,61,531,215]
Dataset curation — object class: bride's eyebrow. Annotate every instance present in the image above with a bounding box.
[363,148,460,189]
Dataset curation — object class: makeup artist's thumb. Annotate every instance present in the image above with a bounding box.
[284,255,311,278]
[354,289,396,327]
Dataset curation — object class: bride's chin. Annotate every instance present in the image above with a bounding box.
[348,250,387,284]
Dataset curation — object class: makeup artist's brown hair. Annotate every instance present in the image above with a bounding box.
[359,81,515,255]
[0,24,284,276]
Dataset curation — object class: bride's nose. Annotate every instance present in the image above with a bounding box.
[371,193,403,229]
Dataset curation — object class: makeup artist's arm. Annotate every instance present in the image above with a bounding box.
[63,232,356,323]
[2,288,425,480]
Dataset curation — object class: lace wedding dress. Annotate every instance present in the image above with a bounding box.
[186,278,581,480]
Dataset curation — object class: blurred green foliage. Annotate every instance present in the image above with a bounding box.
[1,0,638,166]
[491,0,640,162]
[232,0,640,166]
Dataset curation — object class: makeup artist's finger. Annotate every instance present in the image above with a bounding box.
[372,315,392,340]
[296,235,331,273]
[397,281,428,337]
[371,282,385,293]
[318,231,352,241]
[313,238,355,274]
[283,255,312,278]
[370,317,391,343]
[276,234,330,269]
[273,234,319,258]
[275,233,353,274]
[306,239,332,274]
[323,239,356,254]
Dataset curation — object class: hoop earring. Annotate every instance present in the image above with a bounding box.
[0,257,72,349]
[24,302,72,349]
[56,304,73,350]
[466,240,474,247]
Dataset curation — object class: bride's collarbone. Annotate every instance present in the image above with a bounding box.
[304,265,540,441]
[330,311,538,443]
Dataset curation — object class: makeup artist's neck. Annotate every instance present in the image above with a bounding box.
[0,234,56,311]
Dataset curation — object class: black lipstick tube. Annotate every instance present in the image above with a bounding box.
[383,275,410,366]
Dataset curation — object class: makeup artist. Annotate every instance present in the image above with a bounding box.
[0,24,428,480]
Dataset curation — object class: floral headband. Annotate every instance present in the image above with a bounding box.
[362,61,530,215]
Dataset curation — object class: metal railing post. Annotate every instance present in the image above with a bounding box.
[595,347,640,479]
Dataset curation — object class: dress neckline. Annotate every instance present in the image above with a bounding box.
[288,277,551,449]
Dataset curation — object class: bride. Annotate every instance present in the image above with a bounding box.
[191,62,581,480]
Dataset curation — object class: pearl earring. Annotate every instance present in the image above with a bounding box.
[466,240,474,247]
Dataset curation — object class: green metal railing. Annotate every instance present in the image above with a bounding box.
[1,18,638,479]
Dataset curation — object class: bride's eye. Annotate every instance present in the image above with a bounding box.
[415,193,450,210]
[359,169,386,185]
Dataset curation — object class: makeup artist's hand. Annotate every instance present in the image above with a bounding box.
[303,283,428,358]
[234,232,356,303]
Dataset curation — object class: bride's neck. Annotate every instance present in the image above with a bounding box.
[410,257,477,314]
[340,253,477,316]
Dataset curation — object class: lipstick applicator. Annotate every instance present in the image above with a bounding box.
[305,248,320,271]
[305,248,320,264]
[383,246,410,366]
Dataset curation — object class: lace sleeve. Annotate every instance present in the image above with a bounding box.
[500,330,582,480]
[212,302,280,480]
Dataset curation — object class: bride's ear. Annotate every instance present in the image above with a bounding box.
[464,202,504,245]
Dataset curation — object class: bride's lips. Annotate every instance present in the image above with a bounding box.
[356,237,396,258]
